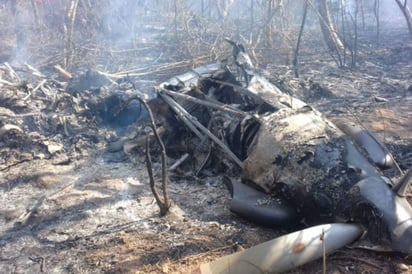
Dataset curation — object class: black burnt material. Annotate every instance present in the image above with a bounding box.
[149,41,412,254]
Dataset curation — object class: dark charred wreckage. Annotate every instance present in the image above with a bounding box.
[135,41,412,272]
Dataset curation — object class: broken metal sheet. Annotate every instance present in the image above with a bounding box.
[161,63,224,89]
[247,74,307,109]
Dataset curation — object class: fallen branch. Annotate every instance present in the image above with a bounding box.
[0,79,16,86]
[168,153,189,171]
[122,127,166,154]
[53,64,72,79]
[16,195,46,226]
[24,63,45,78]
[0,158,32,172]
[96,55,209,79]
[331,255,382,270]
[4,62,20,81]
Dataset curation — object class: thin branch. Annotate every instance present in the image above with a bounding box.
[146,135,166,213]
[64,0,79,69]
[331,255,382,269]
[293,0,308,78]
[120,96,171,216]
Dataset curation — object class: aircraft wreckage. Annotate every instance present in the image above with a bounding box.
[133,40,412,273]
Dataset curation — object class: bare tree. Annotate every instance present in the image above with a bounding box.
[374,0,380,45]
[339,0,347,64]
[63,0,79,70]
[30,0,40,29]
[174,0,179,38]
[395,0,412,41]
[359,0,365,29]
[350,0,360,68]
[250,0,254,35]
[119,96,171,216]
[215,0,234,20]
[317,0,345,66]
[293,0,308,77]
[264,0,277,48]
[10,0,24,49]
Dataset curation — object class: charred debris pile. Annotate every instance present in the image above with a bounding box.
[0,43,310,173]
[0,61,151,171]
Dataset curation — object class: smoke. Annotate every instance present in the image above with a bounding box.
[2,0,411,67]
[100,1,139,47]
[8,1,35,65]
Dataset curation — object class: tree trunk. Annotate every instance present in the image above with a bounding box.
[215,0,234,20]
[264,0,276,48]
[10,0,25,49]
[250,0,254,34]
[374,0,380,46]
[317,0,345,66]
[395,0,412,41]
[352,0,359,68]
[174,0,178,39]
[64,0,79,69]
[340,0,347,64]
[293,0,308,78]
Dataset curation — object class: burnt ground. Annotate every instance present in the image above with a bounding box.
[1,23,412,274]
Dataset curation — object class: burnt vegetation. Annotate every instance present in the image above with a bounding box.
[0,0,411,273]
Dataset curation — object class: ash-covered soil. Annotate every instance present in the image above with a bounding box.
[1,24,411,274]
